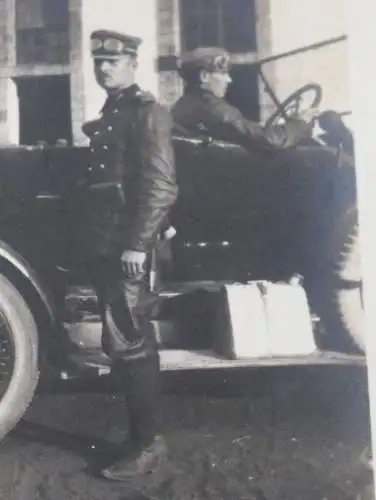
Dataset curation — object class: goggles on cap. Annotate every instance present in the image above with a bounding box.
[211,54,231,72]
[91,37,135,55]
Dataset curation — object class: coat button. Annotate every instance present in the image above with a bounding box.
[90,147,95,153]
[88,167,93,171]
[107,126,112,131]
[100,164,105,169]
[102,145,108,150]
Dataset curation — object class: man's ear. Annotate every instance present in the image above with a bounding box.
[199,69,210,84]
[131,56,139,71]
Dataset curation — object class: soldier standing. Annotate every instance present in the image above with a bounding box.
[172,47,317,151]
[79,30,178,481]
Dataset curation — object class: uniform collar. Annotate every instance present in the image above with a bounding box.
[100,83,141,114]
[184,85,218,101]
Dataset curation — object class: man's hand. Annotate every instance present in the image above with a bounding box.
[297,107,320,124]
[121,250,147,277]
[272,108,319,126]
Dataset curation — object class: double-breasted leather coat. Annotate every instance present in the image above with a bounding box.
[171,86,312,151]
[79,84,178,260]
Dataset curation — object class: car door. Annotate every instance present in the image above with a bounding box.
[171,130,293,283]
[0,146,56,269]
[39,146,90,270]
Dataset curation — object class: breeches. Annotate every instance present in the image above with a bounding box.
[89,259,160,360]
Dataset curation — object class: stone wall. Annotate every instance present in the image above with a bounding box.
[155,0,350,121]
[155,0,262,110]
[70,0,159,144]
[0,0,16,144]
[70,0,351,137]
[71,0,185,143]
[0,0,352,145]
[0,0,8,143]
[0,0,9,66]
[156,0,182,108]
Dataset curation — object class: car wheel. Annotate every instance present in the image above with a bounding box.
[0,274,39,442]
[308,204,365,352]
[315,280,364,353]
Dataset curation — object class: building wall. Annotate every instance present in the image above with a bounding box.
[1,0,261,145]
[71,0,159,144]
[0,0,15,144]
[0,0,71,144]
[157,0,183,108]
[0,0,351,145]
[254,0,275,121]
[263,0,349,121]
[0,0,161,145]
[156,0,260,110]
[0,0,10,66]
[154,0,351,123]
[71,0,182,143]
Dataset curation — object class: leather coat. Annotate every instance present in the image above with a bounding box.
[80,84,178,259]
[171,86,312,151]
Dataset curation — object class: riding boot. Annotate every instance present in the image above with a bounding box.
[101,352,168,481]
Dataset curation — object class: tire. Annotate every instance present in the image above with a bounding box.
[0,274,39,442]
[308,203,365,353]
[314,280,364,353]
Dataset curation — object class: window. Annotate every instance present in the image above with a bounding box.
[16,27,69,64]
[180,0,257,53]
[16,75,73,146]
[16,0,69,64]
[40,0,69,28]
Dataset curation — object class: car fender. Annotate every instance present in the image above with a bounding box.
[0,240,57,330]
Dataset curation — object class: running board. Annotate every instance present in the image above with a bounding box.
[158,349,365,371]
[61,348,366,379]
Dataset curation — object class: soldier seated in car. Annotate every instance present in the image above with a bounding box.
[172,47,317,152]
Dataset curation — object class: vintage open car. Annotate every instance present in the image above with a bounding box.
[0,38,365,443]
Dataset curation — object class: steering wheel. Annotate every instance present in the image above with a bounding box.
[265,83,323,128]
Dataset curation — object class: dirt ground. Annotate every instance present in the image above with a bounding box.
[0,364,372,500]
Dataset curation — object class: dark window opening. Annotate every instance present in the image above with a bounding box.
[226,64,260,121]
[16,28,70,64]
[15,75,72,146]
[40,0,70,28]
[16,0,69,28]
[16,0,69,64]
[180,0,257,53]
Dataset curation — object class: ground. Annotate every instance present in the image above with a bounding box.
[0,364,372,500]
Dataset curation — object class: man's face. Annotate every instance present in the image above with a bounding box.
[200,70,232,98]
[94,54,137,91]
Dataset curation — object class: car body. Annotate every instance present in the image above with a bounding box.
[0,85,364,443]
